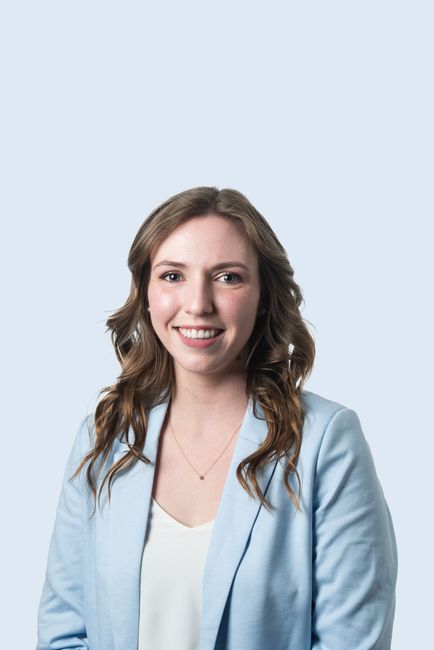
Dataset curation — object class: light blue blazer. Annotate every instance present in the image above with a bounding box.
[36,390,398,649]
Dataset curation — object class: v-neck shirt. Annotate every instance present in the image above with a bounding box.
[138,497,215,649]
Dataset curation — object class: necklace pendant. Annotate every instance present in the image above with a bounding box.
[199,475,205,480]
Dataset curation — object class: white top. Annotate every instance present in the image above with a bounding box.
[138,497,215,650]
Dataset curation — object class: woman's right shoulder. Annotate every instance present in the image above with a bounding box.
[66,412,96,473]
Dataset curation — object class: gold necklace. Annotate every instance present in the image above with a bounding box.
[169,413,242,480]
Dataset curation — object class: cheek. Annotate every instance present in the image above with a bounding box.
[148,285,177,312]
[226,294,259,323]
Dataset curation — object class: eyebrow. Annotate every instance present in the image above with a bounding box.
[152,260,250,271]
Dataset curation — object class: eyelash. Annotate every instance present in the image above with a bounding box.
[160,271,242,285]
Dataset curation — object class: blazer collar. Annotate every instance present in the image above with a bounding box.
[106,396,277,650]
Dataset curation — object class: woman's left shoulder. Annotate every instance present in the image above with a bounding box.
[300,388,351,416]
[299,389,367,456]
[300,388,357,427]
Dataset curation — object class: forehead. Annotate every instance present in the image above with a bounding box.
[151,215,258,267]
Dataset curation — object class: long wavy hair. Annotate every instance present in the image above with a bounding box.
[72,186,316,517]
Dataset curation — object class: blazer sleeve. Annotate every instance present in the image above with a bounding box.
[36,415,92,650]
[310,408,398,650]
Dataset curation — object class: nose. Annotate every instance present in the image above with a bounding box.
[183,275,215,315]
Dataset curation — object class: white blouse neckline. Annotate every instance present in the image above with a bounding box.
[151,497,216,530]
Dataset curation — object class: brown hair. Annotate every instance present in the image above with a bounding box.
[72,186,315,517]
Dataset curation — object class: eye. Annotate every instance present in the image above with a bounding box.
[218,272,242,284]
[160,271,242,284]
[161,272,182,282]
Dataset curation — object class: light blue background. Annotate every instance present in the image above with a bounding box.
[1,2,432,648]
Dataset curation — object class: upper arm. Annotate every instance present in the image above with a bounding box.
[311,408,398,650]
[36,415,92,650]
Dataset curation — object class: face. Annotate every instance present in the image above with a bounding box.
[147,214,261,380]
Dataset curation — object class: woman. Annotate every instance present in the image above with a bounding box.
[36,186,398,650]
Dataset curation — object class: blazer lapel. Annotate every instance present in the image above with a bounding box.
[107,399,169,650]
[106,396,277,650]
[199,398,277,649]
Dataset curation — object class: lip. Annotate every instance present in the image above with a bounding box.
[175,327,225,348]
[175,326,225,331]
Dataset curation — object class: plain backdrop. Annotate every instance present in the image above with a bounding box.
[1,1,432,648]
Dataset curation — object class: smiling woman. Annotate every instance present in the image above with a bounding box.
[36,186,398,650]
[147,214,262,380]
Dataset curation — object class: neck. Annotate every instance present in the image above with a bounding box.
[168,377,249,439]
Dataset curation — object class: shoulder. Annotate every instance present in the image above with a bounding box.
[78,412,97,451]
[66,412,96,473]
[300,388,350,429]
[299,389,368,462]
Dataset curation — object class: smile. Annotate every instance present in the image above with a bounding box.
[175,327,225,348]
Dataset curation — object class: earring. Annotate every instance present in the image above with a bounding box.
[147,307,150,312]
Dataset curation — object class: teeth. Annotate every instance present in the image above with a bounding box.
[179,328,221,339]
